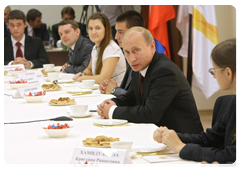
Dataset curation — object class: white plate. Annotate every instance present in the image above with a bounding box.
[44,77,59,82]
[93,119,128,126]
[131,143,167,153]
[56,80,74,83]
[83,144,111,148]
[129,152,137,158]
[68,111,93,118]
[66,89,91,93]
[80,84,99,90]
[71,94,100,98]
[49,102,76,106]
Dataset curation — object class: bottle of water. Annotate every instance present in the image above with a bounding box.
[49,32,54,49]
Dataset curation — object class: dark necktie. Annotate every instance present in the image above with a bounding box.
[32,29,35,37]
[16,42,23,58]
[68,48,73,63]
[139,73,144,105]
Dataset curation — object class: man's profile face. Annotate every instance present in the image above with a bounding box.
[8,19,27,40]
[58,24,80,47]
[30,16,42,28]
[115,21,128,48]
[4,7,10,23]
[62,14,75,21]
[123,32,155,72]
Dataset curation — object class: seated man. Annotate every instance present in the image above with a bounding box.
[58,20,94,74]
[52,6,87,47]
[25,8,49,41]
[99,10,145,97]
[97,27,203,134]
[4,10,50,68]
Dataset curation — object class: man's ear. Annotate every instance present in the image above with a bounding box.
[24,21,28,28]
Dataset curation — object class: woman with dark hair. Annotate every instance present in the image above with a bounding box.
[73,12,126,85]
[153,38,236,164]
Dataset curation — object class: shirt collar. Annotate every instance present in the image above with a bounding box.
[11,34,25,47]
[27,23,33,32]
[140,66,149,77]
[70,43,76,50]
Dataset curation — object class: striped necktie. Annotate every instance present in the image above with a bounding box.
[68,48,73,63]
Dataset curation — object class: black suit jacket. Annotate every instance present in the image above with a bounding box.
[52,21,88,47]
[64,35,94,74]
[25,23,49,41]
[114,65,132,97]
[112,52,203,134]
[4,35,50,68]
[4,23,10,38]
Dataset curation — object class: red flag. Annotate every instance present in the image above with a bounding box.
[148,5,175,59]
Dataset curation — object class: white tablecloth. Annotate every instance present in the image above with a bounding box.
[4,70,200,165]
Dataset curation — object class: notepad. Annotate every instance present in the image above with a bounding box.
[142,154,182,163]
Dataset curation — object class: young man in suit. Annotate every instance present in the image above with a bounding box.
[4,10,50,68]
[97,27,203,134]
[99,10,144,97]
[58,20,94,74]
[25,9,49,41]
[52,6,87,47]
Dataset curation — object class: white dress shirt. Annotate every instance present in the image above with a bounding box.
[27,23,34,37]
[108,66,149,119]
[8,34,34,68]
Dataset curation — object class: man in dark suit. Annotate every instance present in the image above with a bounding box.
[24,9,49,41]
[97,27,203,134]
[58,20,94,74]
[99,10,144,97]
[4,10,50,68]
[52,6,87,47]
[4,6,11,38]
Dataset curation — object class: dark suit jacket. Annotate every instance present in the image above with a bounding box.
[25,23,49,41]
[4,35,50,68]
[4,23,10,38]
[112,52,203,134]
[114,65,132,97]
[52,21,88,47]
[64,35,94,74]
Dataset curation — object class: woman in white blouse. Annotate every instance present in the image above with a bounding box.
[73,12,126,85]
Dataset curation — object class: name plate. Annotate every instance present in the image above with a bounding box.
[20,77,41,86]
[4,64,25,71]
[14,85,44,98]
[16,70,44,79]
[70,147,127,164]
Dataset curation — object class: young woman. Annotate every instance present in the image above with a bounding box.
[153,38,236,164]
[73,12,126,85]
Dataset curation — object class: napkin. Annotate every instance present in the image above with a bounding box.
[142,154,181,163]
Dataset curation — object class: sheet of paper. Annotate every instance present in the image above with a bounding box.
[142,154,181,163]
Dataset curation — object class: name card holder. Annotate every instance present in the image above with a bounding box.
[70,147,132,164]
[4,64,25,71]
[16,70,44,79]
[14,85,44,98]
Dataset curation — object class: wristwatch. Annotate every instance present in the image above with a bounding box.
[110,87,118,95]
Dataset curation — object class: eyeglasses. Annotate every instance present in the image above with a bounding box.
[208,68,225,75]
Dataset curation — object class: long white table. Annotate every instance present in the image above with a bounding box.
[4,69,200,165]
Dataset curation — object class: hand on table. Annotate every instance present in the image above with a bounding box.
[153,126,186,153]
[97,99,116,119]
[12,57,31,68]
[62,63,71,73]
[201,161,219,164]
[99,79,117,94]
[73,72,85,81]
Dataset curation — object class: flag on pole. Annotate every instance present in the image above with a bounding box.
[148,5,175,59]
[176,5,219,98]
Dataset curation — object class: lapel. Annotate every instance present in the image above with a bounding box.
[72,36,83,63]
[6,36,14,60]
[24,36,31,59]
[141,52,161,105]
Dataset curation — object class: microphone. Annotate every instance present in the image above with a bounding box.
[4,116,73,124]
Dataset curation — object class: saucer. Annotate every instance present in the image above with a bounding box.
[79,84,99,90]
[65,106,93,118]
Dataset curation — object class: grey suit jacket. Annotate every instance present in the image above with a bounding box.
[64,35,94,74]
[4,35,50,68]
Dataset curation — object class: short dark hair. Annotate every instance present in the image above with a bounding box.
[116,10,145,28]
[26,9,42,22]
[61,6,75,17]
[7,9,26,23]
[58,20,79,30]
